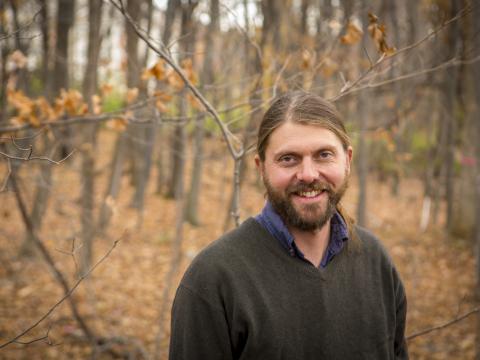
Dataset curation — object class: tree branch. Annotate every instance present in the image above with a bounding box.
[329,4,474,102]
[0,171,125,349]
[0,148,76,164]
[108,0,243,160]
[406,306,480,341]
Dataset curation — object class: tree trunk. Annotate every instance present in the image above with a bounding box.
[38,0,52,100]
[100,0,141,230]
[54,0,75,156]
[130,0,157,223]
[79,0,103,275]
[20,143,53,257]
[98,133,128,232]
[471,2,480,357]
[154,0,180,195]
[9,0,29,93]
[186,0,219,225]
[444,0,460,234]
[387,0,403,196]
[300,0,310,37]
[167,1,198,199]
[0,0,9,124]
[354,0,368,227]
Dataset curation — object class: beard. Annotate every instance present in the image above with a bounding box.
[263,175,349,231]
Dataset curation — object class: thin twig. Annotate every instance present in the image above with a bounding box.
[0,231,126,349]
[0,6,43,41]
[406,307,480,341]
[12,325,56,346]
[0,149,76,165]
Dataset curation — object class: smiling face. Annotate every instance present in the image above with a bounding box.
[256,121,352,231]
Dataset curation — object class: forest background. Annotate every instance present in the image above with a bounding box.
[1,0,480,359]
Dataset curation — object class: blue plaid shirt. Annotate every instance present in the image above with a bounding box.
[255,201,349,268]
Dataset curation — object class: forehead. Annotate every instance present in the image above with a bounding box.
[265,122,344,156]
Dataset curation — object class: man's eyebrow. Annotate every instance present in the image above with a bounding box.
[314,145,338,153]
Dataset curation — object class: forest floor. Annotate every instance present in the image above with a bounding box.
[0,131,477,359]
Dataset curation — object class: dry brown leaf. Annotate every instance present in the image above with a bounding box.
[107,118,127,132]
[153,91,172,112]
[187,93,203,111]
[181,58,198,85]
[92,95,102,115]
[8,50,28,69]
[167,70,184,90]
[126,87,139,104]
[101,83,113,96]
[36,97,56,121]
[142,60,167,81]
[320,57,339,78]
[340,22,363,45]
[368,13,396,55]
[301,49,313,70]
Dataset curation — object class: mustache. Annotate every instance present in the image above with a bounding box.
[287,181,333,194]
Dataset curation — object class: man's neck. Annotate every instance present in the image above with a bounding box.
[289,221,331,268]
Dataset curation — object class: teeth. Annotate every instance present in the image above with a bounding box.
[299,191,320,198]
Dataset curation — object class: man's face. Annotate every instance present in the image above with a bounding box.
[255,122,352,231]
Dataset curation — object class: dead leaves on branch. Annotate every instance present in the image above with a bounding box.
[8,89,57,127]
[141,58,197,87]
[5,56,199,131]
[340,13,396,56]
[368,13,396,56]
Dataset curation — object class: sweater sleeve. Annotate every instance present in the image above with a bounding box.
[394,270,409,360]
[169,284,234,360]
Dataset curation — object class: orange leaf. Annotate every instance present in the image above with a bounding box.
[166,70,184,90]
[320,57,339,78]
[153,91,172,112]
[107,118,127,132]
[368,13,396,55]
[8,50,28,69]
[36,97,56,121]
[101,83,113,96]
[29,114,41,127]
[91,95,102,115]
[301,49,313,70]
[155,99,168,113]
[340,22,363,45]
[142,60,166,81]
[126,88,139,104]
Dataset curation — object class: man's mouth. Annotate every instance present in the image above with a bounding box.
[296,190,323,198]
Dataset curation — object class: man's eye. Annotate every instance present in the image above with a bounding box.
[278,155,296,164]
[317,151,333,160]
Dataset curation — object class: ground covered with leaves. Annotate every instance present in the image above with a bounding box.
[0,136,476,359]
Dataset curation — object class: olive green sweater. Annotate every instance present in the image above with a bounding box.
[169,218,408,360]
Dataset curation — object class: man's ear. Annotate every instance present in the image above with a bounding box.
[254,155,264,177]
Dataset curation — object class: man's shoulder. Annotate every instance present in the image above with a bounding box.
[180,218,264,283]
[352,225,395,266]
[197,217,262,258]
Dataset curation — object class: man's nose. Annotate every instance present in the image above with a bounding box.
[297,158,318,183]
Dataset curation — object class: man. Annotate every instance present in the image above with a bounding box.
[169,91,408,360]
